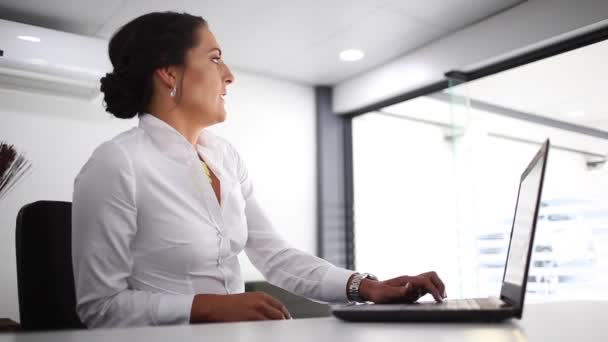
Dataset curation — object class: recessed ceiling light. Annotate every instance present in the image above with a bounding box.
[26,58,47,65]
[17,35,41,42]
[339,49,364,62]
[568,110,585,118]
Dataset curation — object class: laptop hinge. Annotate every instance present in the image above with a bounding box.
[500,296,517,308]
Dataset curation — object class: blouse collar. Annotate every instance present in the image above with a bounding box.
[138,113,223,169]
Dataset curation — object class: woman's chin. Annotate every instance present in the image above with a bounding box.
[198,109,226,126]
[215,111,227,124]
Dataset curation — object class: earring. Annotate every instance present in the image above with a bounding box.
[170,86,176,97]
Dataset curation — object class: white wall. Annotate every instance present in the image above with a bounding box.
[0,69,316,322]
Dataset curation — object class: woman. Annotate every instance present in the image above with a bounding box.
[72,11,447,329]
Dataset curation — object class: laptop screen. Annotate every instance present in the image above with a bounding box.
[503,146,547,286]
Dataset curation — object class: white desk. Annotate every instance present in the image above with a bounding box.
[1,301,606,342]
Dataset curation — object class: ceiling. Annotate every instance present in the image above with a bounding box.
[455,38,608,132]
[0,0,523,85]
[377,38,608,155]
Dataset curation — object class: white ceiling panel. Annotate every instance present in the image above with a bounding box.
[282,7,445,84]
[0,0,527,85]
[0,0,124,36]
[380,0,523,31]
[94,0,284,38]
[212,0,391,84]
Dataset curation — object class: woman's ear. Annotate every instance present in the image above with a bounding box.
[154,65,181,89]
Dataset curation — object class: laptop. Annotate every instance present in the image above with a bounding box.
[332,139,550,322]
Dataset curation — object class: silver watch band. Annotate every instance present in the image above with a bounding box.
[347,272,378,303]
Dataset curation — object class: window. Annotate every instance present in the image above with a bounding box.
[352,39,608,302]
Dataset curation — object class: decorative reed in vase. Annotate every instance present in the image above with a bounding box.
[0,142,33,201]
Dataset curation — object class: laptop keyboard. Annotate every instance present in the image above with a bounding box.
[339,297,509,312]
[412,297,506,310]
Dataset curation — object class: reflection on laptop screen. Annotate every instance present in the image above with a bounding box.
[503,153,545,286]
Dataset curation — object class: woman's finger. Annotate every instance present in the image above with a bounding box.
[414,277,443,302]
[259,303,288,320]
[425,272,446,298]
[263,294,292,319]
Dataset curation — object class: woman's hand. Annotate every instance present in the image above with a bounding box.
[358,271,447,304]
[190,292,292,323]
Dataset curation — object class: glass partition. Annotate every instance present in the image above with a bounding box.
[352,38,608,302]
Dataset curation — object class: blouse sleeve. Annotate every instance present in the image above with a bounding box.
[230,143,355,303]
[72,141,195,328]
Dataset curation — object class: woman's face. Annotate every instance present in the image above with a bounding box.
[178,25,234,126]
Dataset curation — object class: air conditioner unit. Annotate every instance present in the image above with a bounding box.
[0,19,110,99]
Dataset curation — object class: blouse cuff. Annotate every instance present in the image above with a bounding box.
[156,293,196,325]
[320,267,356,303]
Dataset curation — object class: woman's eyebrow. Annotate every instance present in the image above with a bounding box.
[208,47,222,56]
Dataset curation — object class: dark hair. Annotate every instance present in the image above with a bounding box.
[100,12,207,119]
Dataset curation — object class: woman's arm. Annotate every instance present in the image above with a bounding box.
[72,141,194,328]
[243,194,355,303]
[230,142,447,305]
[229,144,355,303]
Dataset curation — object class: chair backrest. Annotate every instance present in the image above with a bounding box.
[15,201,85,331]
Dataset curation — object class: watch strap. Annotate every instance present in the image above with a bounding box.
[347,272,378,303]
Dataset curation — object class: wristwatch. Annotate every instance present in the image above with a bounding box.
[347,272,378,303]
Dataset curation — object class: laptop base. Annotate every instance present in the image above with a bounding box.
[332,302,514,323]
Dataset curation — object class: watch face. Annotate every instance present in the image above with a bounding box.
[364,273,378,281]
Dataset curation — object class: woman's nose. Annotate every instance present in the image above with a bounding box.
[223,65,234,84]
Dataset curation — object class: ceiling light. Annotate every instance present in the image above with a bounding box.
[18,35,41,42]
[26,58,47,65]
[568,110,585,118]
[339,49,364,62]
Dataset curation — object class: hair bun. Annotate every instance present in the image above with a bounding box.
[101,12,207,119]
[99,70,143,119]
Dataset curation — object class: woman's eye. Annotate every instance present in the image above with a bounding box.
[212,57,221,64]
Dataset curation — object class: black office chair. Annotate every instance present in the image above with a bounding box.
[15,200,85,331]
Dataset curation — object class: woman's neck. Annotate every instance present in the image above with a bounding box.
[147,109,205,147]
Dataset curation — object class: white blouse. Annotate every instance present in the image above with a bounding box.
[71,113,355,328]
